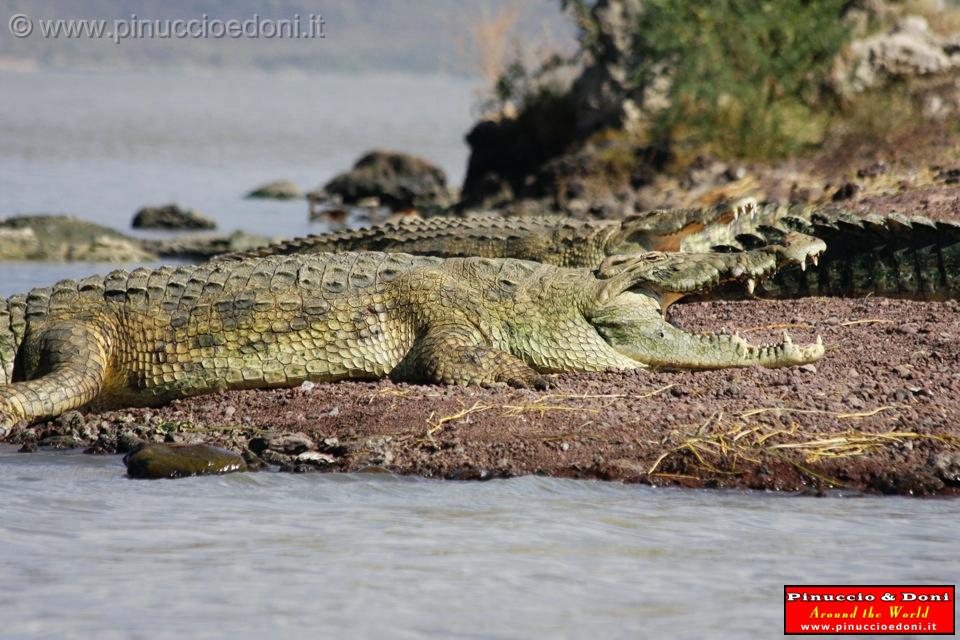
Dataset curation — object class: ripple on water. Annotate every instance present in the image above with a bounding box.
[1,447,958,639]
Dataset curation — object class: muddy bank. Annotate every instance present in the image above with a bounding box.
[5,296,958,494]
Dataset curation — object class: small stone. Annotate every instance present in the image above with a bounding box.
[560,442,571,452]
[799,364,817,373]
[249,431,314,455]
[893,365,913,379]
[930,452,960,484]
[223,405,237,418]
[300,380,316,392]
[825,316,841,326]
[328,406,340,417]
[295,451,337,466]
[847,396,865,409]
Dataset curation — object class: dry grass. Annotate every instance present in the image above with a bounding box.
[648,405,960,485]
[420,384,676,440]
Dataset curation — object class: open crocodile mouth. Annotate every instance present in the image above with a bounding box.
[593,231,827,369]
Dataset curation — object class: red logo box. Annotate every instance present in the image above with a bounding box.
[784,585,955,635]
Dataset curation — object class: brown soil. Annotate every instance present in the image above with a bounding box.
[5,187,960,495]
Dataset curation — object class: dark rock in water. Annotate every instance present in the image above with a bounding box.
[321,150,450,210]
[131,204,216,231]
[246,179,302,200]
[124,443,247,479]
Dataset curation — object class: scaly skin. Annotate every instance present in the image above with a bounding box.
[0,244,823,430]
[216,203,750,266]
[219,203,960,300]
[712,206,960,300]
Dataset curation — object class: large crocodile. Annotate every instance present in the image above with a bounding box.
[0,243,823,430]
[218,204,960,300]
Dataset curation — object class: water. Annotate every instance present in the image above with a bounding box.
[0,67,476,295]
[0,68,476,237]
[2,68,958,638]
[1,448,956,639]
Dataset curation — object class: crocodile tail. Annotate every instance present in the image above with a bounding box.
[749,214,960,300]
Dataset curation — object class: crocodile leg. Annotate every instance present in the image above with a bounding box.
[391,323,551,389]
[0,320,111,429]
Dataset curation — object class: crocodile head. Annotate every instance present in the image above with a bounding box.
[605,199,758,254]
[585,235,826,369]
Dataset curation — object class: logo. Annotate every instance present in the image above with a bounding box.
[784,585,955,635]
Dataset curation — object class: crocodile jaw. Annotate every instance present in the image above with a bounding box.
[591,292,825,369]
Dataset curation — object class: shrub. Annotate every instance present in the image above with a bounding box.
[632,0,850,160]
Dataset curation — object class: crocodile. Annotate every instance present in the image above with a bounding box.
[0,241,823,430]
[218,204,960,301]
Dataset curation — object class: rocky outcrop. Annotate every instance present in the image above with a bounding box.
[131,204,217,230]
[0,215,155,262]
[245,179,302,200]
[567,0,648,137]
[460,0,648,208]
[833,16,960,94]
[319,150,451,210]
[0,215,269,262]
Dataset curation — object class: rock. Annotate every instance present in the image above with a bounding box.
[248,431,314,455]
[295,451,337,466]
[832,16,960,96]
[245,179,302,200]
[320,150,450,210]
[0,215,157,262]
[832,182,862,201]
[69,235,155,262]
[567,0,647,136]
[38,435,81,449]
[124,443,247,479]
[142,230,271,261]
[131,204,216,231]
[930,451,960,485]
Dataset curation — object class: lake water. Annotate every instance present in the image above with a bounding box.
[1,69,958,639]
[0,68,476,295]
[2,447,958,640]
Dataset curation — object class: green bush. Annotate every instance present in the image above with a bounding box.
[633,0,850,160]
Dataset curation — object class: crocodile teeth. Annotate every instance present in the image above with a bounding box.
[811,253,820,267]
[816,334,823,346]
[747,278,756,295]
[799,260,806,271]
[781,330,793,345]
